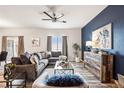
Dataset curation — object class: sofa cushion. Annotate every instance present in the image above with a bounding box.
[51,51,61,57]
[39,59,48,66]
[37,62,45,71]
[20,54,31,64]
[45,74,84,87]
[36,62,47,77]
[48,57,59,62]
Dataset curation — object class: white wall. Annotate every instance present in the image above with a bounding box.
[0,28,81,61]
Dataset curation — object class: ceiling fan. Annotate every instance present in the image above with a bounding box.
[42,11,67,23]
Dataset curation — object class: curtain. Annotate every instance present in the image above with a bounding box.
[18,36,24,56]
[2,36,7,51]
[62,36,68,57]
[47,36,52,51]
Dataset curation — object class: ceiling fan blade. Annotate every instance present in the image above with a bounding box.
[57,20,67,23]
[62,21,67,23]
[43,11,53,19]
[42,19,52,20]
[57,13,64,19]
[53,12,56,17]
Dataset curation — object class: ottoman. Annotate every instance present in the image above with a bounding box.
[32,72,88,88]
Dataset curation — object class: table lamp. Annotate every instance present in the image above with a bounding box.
[86,41,92,51]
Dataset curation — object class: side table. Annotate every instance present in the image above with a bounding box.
[5,71,27,88]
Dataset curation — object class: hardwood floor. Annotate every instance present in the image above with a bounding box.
[71,62,117,88]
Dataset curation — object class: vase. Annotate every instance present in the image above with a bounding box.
[75,57,80,62]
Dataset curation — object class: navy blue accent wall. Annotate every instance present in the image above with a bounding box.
[82,5,124,79]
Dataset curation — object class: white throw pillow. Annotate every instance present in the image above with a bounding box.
[46,51,52,58]
[41,52,46,59]
[33,55,39,64]
[30,55,36,64]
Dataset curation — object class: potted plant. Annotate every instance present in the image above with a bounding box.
[4,63,16,80]
[72,43,81,62]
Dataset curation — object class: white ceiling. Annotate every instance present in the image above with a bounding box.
[0,5,107,29]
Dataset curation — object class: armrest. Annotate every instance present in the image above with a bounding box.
[15,64,36,72]
[15,64,36,81]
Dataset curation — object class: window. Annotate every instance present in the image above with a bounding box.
[7,37,18,60]
[52,36,62,51]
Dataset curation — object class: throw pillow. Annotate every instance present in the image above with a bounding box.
[24,52,31,59]
[37,52,42,60]
[40,52,47,59]
[20,54,31,64]
[34,53,40,60]
[30,55,36,64]
[33,55,39,64]
[11,57,22,65]
[45,74,84,87]
[46,51,51,58]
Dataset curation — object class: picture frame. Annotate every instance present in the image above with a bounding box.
[32,37,40,47]
[92,23,112,49]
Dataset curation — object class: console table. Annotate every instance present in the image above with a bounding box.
[84,51,113,83]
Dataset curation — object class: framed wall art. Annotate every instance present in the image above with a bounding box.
[32,37,40,47]
[92,23,112,49]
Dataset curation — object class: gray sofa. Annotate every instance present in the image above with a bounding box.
[11,52,49,81]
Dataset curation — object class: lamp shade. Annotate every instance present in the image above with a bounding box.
[86,41,92,46]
